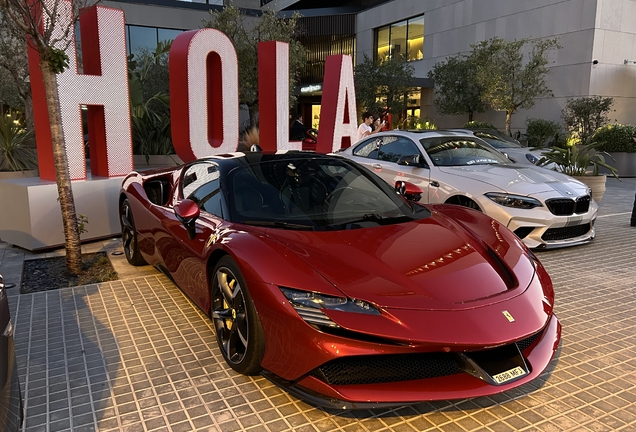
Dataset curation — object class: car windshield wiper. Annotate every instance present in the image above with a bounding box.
[338,213,409,226]
[241,220,315,230]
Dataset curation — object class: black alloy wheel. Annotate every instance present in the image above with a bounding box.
[120,199,147,266]
[211,256,264,375]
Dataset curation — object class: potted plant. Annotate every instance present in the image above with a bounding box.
[537,139,618,203]
[591,124,636,177]
[0,112,38,179]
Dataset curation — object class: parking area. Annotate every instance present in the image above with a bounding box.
[1,177,635,432]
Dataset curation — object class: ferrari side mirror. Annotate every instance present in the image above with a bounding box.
[395,180,423,202]
[397,154,426,168]
[175,199,200,239]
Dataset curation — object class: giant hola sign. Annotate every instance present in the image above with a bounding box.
[28,4,358,181]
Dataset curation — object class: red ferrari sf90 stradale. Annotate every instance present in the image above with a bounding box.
[119,151,560,409]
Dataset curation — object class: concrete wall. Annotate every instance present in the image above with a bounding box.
[103,1,214,29]
[357,0,636,132]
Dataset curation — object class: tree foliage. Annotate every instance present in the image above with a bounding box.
[524,118,564,147]
[0,0,98,274]
[0,8,31,124]
[203,5,307,128]
[470,37,560,135]
[561,96,614,145]
[128,41,173,159]
[354,54,415,122]
[428,54,486,121]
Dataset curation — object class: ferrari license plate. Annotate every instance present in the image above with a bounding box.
[492,366,527,384]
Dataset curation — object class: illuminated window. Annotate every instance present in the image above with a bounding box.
[407,16,424,61]
[375,14,424,62]
[391,21,407,60]
[377,26,390,61]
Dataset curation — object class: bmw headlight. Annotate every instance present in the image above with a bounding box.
[485,193,542,209]
[525,153,540,164]
[280,287,380,315]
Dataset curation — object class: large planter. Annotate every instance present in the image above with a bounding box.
[576,175,607,203]
[0,169,39,180]
[598,152,636,178]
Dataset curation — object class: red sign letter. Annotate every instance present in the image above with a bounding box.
[258,41,301,152]
[29,4,132,180]
[170,29,239,162]
[316,55,358,153]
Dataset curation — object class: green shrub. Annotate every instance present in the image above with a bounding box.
[400,116,437,130]
[463,120,496,129]
[0,112,37,171]
[524,118,564,148]
[562,96,614,145]
[591,124,636,153]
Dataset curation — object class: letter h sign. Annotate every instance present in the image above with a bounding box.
[28,2,132,181]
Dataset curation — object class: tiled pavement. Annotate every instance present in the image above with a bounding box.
[1,178,635,432]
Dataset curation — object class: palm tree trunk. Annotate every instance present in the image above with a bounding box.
[39,59,83,275]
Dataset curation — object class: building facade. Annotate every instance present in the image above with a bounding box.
[355,0,636,132]
[101,0,636,133]
[280,0,636,132]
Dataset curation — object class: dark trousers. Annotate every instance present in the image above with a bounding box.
[632,193,636,225]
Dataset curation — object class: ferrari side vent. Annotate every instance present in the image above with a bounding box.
[542,223,591,241]
[295,307,338,327]
[309,353,462,386]
[516,330,542,352]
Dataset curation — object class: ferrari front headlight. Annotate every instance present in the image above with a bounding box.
[280,287,380,315]
[485,193,542,209]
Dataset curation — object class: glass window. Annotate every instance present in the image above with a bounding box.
[182,162,220,198]
[377,26,390,61]
[420,137,511,167]
[407,16,424,61]
[375,14,424,62]
[390,21,407,60]
[353,138,380,159]
[128,26,157,55]
[182,163,223,217]
[158,28,183,44]
[378,137,421,163]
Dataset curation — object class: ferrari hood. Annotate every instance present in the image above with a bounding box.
[437,164,589,196]
[265,214,534,311]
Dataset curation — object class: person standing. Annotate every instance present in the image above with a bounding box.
[356,112,384,142]
[290,114,307,140]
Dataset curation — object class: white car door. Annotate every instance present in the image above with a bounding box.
[346,135,431,202]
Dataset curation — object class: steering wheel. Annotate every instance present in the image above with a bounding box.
[324,186,355,206]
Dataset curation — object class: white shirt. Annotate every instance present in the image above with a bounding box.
[356,123,372,142]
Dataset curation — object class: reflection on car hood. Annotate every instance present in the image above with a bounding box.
[437,164,588,196]
[265,213,534,311]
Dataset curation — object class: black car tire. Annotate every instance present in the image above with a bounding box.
[120,199,147,266]
[211,256,265,375]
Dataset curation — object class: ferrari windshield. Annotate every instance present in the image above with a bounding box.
[420,136,511,167]
[228,156,429,230]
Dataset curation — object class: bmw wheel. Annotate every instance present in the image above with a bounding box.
[120,199,147,266]
[211,256,265,375]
